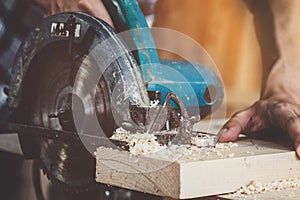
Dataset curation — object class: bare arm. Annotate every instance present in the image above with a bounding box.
[220,0,300,156]
[33,0,114,27]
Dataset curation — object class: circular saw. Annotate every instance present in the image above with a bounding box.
[0,0,224,197]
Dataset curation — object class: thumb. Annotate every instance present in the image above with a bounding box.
[219,109,253,142]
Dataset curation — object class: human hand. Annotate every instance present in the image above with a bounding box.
[219,99,300,157]
[33,0,114,27]
[218,0,300,157]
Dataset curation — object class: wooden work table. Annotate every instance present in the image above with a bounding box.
[95,119,300,199]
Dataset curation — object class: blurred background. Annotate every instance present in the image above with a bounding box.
[151,0,262,116]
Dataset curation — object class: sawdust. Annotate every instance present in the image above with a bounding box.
[110,127,239,161]
[191,134,215,147]
[111,127,165,156]
[234,179,300,195]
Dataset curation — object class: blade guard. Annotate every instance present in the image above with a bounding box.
[8,12,149,110]
[7,12,149,158]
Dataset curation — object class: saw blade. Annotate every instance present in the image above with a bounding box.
[21,42,115,192]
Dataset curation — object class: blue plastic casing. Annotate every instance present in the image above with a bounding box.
[115,0,224,115]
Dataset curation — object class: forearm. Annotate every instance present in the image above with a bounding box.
[221,0,300,156]
[264,0,300,103]
[32,0,114,27]
[246,0,300,103]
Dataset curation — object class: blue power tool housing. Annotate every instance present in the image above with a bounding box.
[115,0,224,117]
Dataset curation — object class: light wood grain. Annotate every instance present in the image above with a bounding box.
[96,148,180,198]
[95,120,300,199]
[96,140,300,199]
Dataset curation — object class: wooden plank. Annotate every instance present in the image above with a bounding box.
[179,151,299,199]
[95,120,300,199]
[96,148,180,198]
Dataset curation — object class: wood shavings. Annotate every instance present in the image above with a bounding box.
[235,179,300,195]
[191,134,215,147]
[111,128,165,156]
[210,142,239,158]
[190,134,239,158]
[110,128,239,160]
[110,127,131,141]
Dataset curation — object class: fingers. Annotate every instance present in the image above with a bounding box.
[267,102,300,157]
[219,108,254,142]
[78,0,115,28]
[284,117,300,158]
[218,100,300,158]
